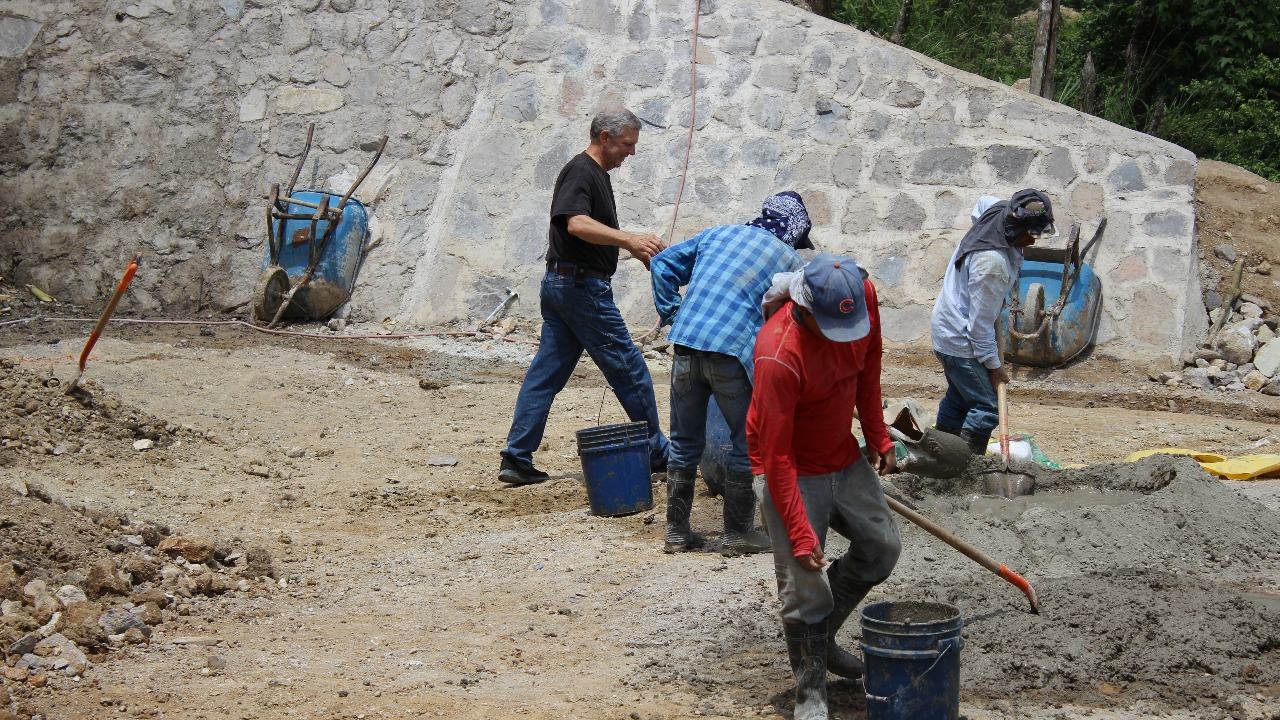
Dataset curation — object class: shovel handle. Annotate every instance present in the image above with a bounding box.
[885,494,1040,613]
[997,381,1011,468]
[78,253,142,373]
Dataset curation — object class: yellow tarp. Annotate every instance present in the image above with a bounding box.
[1124,448,1227,464]
[1124,448,1280,480]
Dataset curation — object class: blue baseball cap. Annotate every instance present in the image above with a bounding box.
[802,253,870,342]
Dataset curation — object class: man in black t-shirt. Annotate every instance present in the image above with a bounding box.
[499,108,670,485]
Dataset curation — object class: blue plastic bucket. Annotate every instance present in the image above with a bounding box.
[575,422,652,516]
[861,600,964,720]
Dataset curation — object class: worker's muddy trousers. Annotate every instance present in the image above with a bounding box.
[756,458,901,625]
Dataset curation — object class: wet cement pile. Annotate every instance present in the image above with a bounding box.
[890,454,1280,706]
[622,454,1280,715]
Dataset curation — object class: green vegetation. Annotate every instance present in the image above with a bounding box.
[831,0,1280,180]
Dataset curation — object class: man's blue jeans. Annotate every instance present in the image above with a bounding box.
[934,351,999,438]
[667,349,752,474]
[502,272,670,468]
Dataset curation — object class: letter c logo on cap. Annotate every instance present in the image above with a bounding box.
[839,298,855,314]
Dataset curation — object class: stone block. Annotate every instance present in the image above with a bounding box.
[1070,182,1104,220]
[0,16,41,58]
[751,102,784,131]
[720,26,761,55]
[496,77,539,121]
[836,57,861,93]
[889,81,924,108]
[1107,159,1145,193]
[1142,209,1189,237]
[832,146,862,188]
[881,194,926,232]
[1113,255,1148,282]
[1254,339,1280,378]
[1181,367,1211,389]
[1044,147,1077,185]
[908,148,973,185]
[1243,369,1268,391]
[752,62,797,93]
[617,49,666,88]
[741,137,779,168]
[989,145,1034,183]
[693,175,732,211]
[967,87,993,123]
[879,304,931,343]
[239,88,266,122]
[872,151,902,187]
[1219,322,1258,366]
[276,87,343,114]
[507,30,558,63]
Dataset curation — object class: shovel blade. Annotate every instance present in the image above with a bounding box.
[980,470,1036,498]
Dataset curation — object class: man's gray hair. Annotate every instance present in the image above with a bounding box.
[590,108,641,139]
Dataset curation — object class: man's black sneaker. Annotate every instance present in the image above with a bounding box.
[498,457,550,485]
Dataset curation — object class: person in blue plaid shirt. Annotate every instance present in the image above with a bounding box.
[650,191,812,555]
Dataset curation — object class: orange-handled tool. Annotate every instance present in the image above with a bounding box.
[66,253,142,393]
[885,493,1040,614]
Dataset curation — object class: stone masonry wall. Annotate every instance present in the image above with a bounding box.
[0,0,1203,365]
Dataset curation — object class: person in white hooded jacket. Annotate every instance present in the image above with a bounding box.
[930,189,1056,454]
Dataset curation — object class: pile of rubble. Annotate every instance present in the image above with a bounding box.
[0,482,278,703]
[1152,296,1280,394]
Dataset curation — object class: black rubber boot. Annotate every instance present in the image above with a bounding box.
[784,621,829,720]
[664,468,705,553]
[721,470,771,556]
[960,428,991,455]
[934,423,962,437]
[825,561,872,679]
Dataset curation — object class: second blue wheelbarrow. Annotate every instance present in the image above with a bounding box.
[1001,219,1107,368]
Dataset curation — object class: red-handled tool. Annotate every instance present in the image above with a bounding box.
[884,493,1040,614]
[65,253,142,394]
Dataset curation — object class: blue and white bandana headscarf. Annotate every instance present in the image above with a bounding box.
[746,191,814,249]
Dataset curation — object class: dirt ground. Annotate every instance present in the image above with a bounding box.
[0,160,1278,720]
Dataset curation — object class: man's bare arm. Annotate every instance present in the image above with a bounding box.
[566,215,665,265]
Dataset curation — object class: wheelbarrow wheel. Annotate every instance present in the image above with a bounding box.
[253,266,290,323]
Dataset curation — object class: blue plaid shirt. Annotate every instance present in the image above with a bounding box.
[651,225,802,383]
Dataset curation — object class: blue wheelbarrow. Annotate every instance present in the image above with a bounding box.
[254,123,388,327]
[1001,219,1106,367]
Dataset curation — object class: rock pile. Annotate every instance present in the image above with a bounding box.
[0,358,206,463]
[0,482,277,708]
[1151,296,1280,394]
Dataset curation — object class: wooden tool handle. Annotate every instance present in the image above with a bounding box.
[997,381,1011,466]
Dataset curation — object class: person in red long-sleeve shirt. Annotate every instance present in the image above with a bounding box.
[747,253,901,720]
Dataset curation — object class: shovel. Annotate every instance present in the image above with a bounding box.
[978,382,1035,498]
[884,493,1040,614]
[65,253,142,395]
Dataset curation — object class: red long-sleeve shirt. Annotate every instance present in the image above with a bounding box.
[746,283,892,559]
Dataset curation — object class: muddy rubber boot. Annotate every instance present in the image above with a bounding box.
[721,470,771,556]
[824,563,871,679]
[934,423,962,437]
[664,468,705,553]
[960,428,991,456]
[784,621,829,720]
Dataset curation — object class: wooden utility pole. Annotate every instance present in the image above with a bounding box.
[1029,0,1062,100]
[1080,52,1097,114]
[890,0,914,45]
